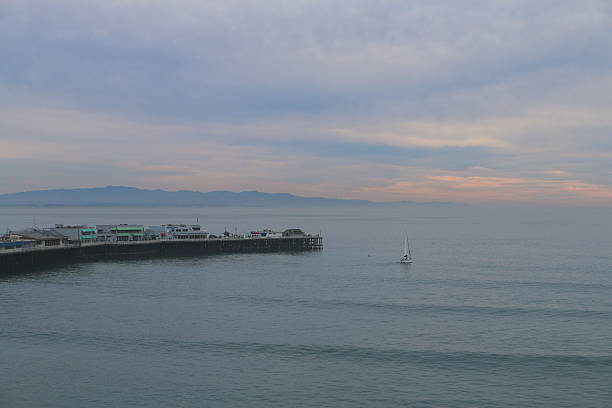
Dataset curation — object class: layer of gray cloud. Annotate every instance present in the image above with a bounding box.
[3,0,610,118]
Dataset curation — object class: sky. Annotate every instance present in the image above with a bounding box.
[1,0,611,204]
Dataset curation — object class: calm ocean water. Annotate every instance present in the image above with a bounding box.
[1,205,611,407]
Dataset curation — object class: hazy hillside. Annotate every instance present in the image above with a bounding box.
[0,186,379,207]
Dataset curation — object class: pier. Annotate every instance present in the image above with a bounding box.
[0,235,323,275]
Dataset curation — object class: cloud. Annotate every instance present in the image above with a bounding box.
[1,1,611,204]
[363,175,612,204]
[2,0,610,119]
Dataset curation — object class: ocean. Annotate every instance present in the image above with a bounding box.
[1,205,611,407]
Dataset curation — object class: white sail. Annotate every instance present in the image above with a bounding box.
[401,233,413,263]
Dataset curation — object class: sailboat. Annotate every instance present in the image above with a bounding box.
[400,233,413,264]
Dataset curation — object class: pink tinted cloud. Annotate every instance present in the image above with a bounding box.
[364,175,612,205]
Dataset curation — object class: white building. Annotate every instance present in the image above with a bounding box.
[147,224,208,240]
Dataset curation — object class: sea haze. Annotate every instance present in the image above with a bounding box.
[1,205,611,407]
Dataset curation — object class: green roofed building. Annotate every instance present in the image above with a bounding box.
[96,224,144,242]
[51,224,97,243]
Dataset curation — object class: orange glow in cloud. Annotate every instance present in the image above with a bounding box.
[425,175,525,190]
[363,175,612,205]
[564,183,612,199]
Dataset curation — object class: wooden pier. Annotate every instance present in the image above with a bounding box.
[0,235,323,275]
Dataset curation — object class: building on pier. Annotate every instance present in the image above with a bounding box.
[11,229,70,248]
[147,224,208,240]
[246,229,283,238]
[0,241,33,251]
[51,225,97,243]
[283,228,305,237]
[0,234,37,251]
[96,224,144,242]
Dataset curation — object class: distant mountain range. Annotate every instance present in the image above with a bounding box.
[0,186,452,207]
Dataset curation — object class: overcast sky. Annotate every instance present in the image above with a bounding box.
[1,0,611,204]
